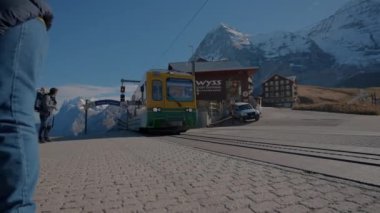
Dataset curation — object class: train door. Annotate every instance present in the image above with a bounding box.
[147,72,166,110]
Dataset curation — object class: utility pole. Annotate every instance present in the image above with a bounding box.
[192,60,197,99]
[190,45,198,127]
[189,45,197,100]
[84,99,89,135]
[120,78,140,130]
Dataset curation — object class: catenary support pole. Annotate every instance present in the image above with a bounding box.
[85,99,89,135]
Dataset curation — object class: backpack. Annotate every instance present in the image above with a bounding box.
[34,90,46,112]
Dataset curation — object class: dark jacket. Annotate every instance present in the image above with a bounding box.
[40,94,57,115]
[0,0,53,34]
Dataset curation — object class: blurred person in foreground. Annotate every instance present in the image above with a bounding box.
[0,0,53,212]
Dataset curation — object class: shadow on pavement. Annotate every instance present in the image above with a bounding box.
[207,117,259,128]
[49,130,143,142]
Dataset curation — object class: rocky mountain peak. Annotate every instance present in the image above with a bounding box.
[192,23,253,62]
[309,0,380,35]
[209,23,252,49]
[337,0,380,14]
[306,0,380,65]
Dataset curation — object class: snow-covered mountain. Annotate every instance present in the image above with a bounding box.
[191,23,258,66]
[306,0,380,66]
[254,32,314,58]
[50,97,124,137]
[192,0,380,91]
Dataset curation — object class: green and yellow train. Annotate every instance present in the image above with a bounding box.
[127,70,197,133]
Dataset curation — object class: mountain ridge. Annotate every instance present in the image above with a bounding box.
[50,97,123,137]
[192,0,380,92]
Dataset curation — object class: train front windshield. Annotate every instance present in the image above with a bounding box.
[167,78,194,102]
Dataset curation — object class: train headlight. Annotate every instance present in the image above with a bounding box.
[153,107,158,112]
[185,108,193,112]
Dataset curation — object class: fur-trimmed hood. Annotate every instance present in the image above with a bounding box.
[0,0,53,34]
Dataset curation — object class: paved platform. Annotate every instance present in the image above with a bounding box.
[36,137,380,213]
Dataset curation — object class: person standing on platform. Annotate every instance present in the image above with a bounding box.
[38,88,58,143]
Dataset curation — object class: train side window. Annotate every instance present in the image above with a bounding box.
[152,80,162,101]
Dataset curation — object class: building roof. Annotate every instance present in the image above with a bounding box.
[286,76,297,82]
[168,61,258,73]
[262,74,297,84]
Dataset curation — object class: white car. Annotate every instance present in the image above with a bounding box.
[231,102,260,122]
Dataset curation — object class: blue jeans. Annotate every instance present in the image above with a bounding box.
[0,19,48,212]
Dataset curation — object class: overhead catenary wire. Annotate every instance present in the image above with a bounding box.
[160,0,210,58]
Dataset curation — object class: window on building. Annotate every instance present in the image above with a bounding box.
[286,91,291,96]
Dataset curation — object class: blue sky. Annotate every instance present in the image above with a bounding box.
[41,0,350,101]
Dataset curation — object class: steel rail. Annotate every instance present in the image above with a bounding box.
[171,134,380,167]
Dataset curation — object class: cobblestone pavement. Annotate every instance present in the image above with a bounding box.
[36,137,380,213]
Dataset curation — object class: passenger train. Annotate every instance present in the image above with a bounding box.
[126,70,197,133]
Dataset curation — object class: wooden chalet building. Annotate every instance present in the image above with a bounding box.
[262,74,297,107]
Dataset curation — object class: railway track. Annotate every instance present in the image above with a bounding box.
[166,133,380,187]
[173,134,380,166]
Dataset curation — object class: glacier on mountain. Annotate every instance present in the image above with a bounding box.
[50,97,124,137]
